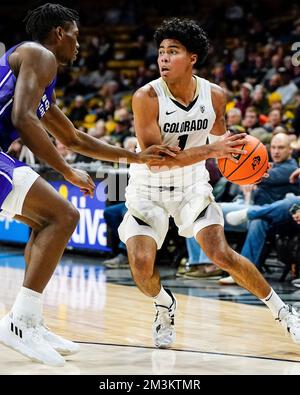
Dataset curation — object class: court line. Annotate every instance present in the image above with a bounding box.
[76,340,300,364]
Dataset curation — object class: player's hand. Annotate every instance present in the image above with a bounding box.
[253,162,272,184]
[137,145,180,165]
[293,211,300,224]
[290,168,300,184]
[63,168,95,197]
[210,132,248,163]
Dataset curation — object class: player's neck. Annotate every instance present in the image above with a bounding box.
[42,43,60,66]
[165,75,196,106]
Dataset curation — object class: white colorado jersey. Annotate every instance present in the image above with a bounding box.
[129,75,216,187]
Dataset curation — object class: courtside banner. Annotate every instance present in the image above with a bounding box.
[50,180,110,252]
[0,217,30,243]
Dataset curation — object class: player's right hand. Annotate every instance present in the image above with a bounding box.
[210,132,248,163]
[63,167,95,197]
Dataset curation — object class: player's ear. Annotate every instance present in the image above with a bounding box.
[191,54,197,66]
[55,26,64,41]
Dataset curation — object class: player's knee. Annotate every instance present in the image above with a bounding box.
[59,203,80,231]
[130,252,155,279]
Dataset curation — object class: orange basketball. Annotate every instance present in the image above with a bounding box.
[217,135,269,185]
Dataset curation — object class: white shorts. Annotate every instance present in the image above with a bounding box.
[118,182,224,249]
[0,166,40,219]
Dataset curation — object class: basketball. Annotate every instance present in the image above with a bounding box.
[217,135,269,185]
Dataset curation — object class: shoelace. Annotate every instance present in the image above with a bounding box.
[155,303,175,327]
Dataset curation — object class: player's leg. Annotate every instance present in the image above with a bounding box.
[13,213,79,357]
[197,224,270,298]
[0,168,79,365]
[196,214,300,344]
[20,177,79,292]
[120,211,176,348]
[126,235,159,295]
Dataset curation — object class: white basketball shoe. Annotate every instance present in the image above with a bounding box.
[276,305,300,343]
[39,322,80,356]
[152,289,177,349]
[0,313,65,366]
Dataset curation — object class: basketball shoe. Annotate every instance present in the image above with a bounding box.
[152,289,177,348]
[0,313,65,366]
[276,305,300,343]
[39,322,80,356]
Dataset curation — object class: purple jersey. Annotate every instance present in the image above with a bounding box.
[0,42,56,211]
[0,42,56,151]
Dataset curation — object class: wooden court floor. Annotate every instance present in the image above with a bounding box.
[0,251,300,375]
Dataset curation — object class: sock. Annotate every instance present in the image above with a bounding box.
[261,288,286,318]
[153,286,172,308]
[11,286,43,326]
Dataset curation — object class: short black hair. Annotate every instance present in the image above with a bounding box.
[154,18,209,65]
[24,3,79,42]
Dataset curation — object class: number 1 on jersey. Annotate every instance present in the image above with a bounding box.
[178,134,188,150]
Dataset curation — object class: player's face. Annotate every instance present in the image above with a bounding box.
[59,21,79,66]
[157,39,196,81]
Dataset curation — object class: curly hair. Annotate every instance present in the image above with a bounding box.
[154,18,209,65]
[24,3,79,43]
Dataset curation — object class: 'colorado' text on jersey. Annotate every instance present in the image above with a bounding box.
[129,76,216,188]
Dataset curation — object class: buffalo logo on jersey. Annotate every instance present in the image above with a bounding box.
[200,105,205,113]
[163,118,209,133]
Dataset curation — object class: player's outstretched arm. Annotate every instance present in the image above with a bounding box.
[42,102,178,165]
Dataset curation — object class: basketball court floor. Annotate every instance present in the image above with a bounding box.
[0,245,300,375]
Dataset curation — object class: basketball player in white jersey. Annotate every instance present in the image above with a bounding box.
[119,18,300,349]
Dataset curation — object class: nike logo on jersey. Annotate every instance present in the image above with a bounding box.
[166,110,177,115]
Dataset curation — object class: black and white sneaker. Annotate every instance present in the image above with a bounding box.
[152,289,177,349]
[276,304,300,344]
[0,313,65,366]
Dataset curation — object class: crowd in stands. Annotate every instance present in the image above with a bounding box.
[2,0,300,283]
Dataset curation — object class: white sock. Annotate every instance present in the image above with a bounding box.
[11,287,43,326]
[261,288,286,318]
[153,286,172,308]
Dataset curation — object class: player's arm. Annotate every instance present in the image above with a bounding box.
[137,84,247,170]
[42,95,177,165]
[11,46,73,175]
[11,46,94,196]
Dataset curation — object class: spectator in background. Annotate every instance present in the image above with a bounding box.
[226,107,242,128]
[276,67,298,106]
[235,82,253,116]
[242,107,260,133]
[68,95,88,125]
[292,91,300,137]
[224,194,300,286]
